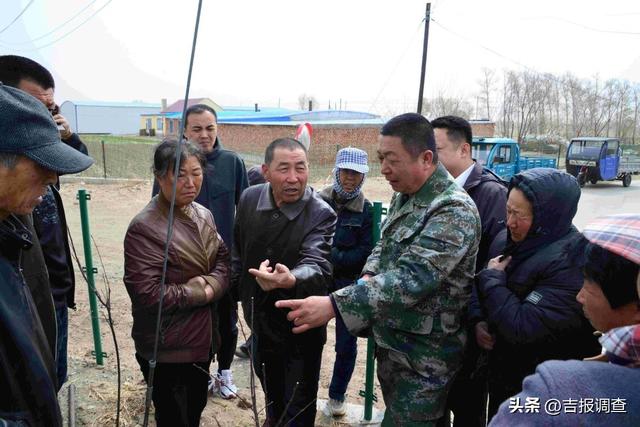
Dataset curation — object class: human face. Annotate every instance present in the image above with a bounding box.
[338,169,364,193]
[184,111,217,153]
[377,135,433,195]
[263,147,308,207]
[0,156,57,219]
[18,79,56,112]
[577,278,640,332]
[434,128,470,178]
[506,188,533,242]
[156,155,203,208]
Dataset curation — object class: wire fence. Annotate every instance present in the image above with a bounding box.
[75,135,382,182]
[76,134,640,181]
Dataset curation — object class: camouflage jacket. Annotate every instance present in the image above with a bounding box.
[332,164,480,374]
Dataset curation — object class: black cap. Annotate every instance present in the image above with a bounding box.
[0,83,94,174]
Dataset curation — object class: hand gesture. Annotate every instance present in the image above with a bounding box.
[275,296,335,334]
[248,259,296,291]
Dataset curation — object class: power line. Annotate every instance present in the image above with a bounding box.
[526,15,640,35]
[12,0,114,52]
[2,0,101,45]
[367,18,425,113]
[0,0,35,35]
[431,18,532,70]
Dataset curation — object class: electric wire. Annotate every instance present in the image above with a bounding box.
[3,0,101,45]
[141,0,204,425]
[0,0,35,34]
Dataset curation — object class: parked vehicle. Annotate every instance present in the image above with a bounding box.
[472,137,557,180]
[565,137,640,187]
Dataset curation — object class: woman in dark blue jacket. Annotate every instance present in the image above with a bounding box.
[471,168,600,420]
[319,147,373,417]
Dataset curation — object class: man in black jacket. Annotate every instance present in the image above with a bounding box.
[0,55,89,389]
[232,138,336,426]
[0,83,93,426]
[432,115,507,427]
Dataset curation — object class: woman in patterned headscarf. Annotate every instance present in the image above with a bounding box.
[319,147,374,417]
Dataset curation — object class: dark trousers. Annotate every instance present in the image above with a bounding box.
[252,333,324,427]
[136,354,210,427]
[328,314,357,401]
[217,293,238,371]
[55,304,69,390]
[438,339,489,427]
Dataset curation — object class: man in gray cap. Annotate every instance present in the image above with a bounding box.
[0,83,93,426]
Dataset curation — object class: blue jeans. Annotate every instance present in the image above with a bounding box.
[55,304,69,389]
[328,313,357,401]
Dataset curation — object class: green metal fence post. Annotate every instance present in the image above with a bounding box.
[362,201,383,421]
[77,189,105,365]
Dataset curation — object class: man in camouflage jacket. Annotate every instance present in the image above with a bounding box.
[277,113,481,426]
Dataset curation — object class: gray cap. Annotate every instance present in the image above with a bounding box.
[0,83,94,174]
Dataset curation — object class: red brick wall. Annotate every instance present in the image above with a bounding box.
[471,123,495,137]
[218,123,382,167]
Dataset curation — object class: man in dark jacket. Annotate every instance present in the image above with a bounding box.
[0,55,89,389]
[432,115,507,427]
[0,83,93,426]
[152,103,249,398]
[472,168,600,421]
[232,138,336,426]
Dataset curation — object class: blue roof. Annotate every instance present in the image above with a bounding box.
[63,100,161,108]
[161,107,381,125]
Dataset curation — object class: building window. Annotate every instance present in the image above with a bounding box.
[157,118,163,130]
[169,120,174,134]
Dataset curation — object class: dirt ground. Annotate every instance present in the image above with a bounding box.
[57,177,394,426]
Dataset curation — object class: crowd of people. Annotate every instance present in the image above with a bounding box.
[1,54,640,427]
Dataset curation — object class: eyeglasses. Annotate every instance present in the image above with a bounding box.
[506,208,532,222]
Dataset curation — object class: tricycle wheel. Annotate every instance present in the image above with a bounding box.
[623,173,632,187]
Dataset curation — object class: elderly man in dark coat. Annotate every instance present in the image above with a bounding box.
[0,83,93,426]
[231,137,336,426]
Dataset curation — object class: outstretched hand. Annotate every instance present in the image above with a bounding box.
[249,259,296,291]
[275,296,335,334]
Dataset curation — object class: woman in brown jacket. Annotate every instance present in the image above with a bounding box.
[124,139,229,427]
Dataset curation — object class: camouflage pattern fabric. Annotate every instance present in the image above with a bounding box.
[332,163,481,425]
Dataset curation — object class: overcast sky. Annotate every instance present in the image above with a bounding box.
[2,0,639,116]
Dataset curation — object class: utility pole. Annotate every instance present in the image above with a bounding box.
[416,3,431,114]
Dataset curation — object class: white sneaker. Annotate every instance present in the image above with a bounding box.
[328,398,346,417]
[217,369,238,399]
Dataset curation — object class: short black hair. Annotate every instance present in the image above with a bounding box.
[431,115,473,146]
[380,113,437,163]
[153,138,205,178]
[583,241,640,309]
[185,104,218,125]
[0,55,55,89]
[264,138,307,165]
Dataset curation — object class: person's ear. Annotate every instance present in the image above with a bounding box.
[422,150,434,166]
[461,142,472,158]
[261,164,270,182]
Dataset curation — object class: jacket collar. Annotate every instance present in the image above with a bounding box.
[319,186,365,213]
[205,137,223,161]
[383,163,453,232]
[154,193,195,222]
[256,183,312,220]
[0,215,32,258]
[463,161,484,191]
